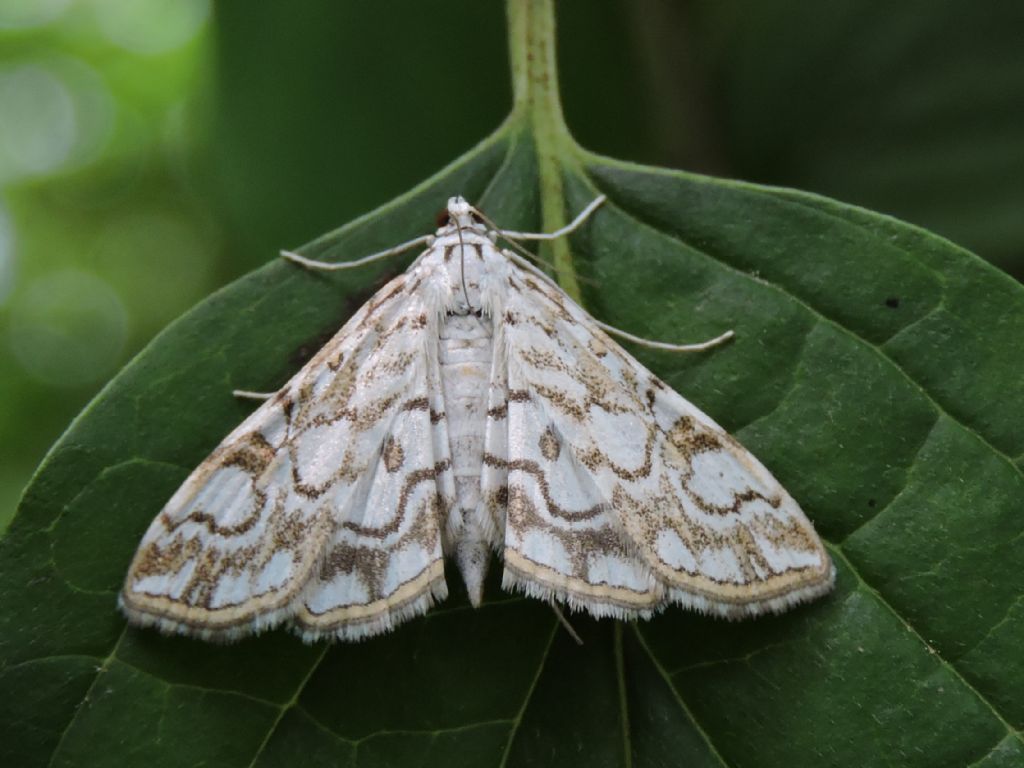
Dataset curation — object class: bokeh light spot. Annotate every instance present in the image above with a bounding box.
[94,0,211,56]
[7,269,128,388]
[0,203,13,306]
[54,56,117,171]
[0,0,71,30]
[0,64,77,180]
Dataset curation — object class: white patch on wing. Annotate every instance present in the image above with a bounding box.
[382,542,431,595]
[656,528,697,573]
[520,529,572,574]
[687,451,756,506]
[697,546,743,583]
[293,419,356,488]
[254,549,294,594]
[586,551,653,591]
[305,570,369,613]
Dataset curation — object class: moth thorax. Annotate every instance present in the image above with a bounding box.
[446,257,485,315]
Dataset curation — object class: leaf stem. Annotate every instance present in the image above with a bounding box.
[506,0,583,302]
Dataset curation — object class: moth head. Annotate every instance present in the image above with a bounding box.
[443,195,483,230]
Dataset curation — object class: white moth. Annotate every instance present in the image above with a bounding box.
[120,195,834,642]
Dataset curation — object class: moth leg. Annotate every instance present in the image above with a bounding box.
[232,389,276,400]
[503,247,735,354]
[280,233,434,272]
[550,602,583,645]
[491,195,607,241]
[593,322,735,353]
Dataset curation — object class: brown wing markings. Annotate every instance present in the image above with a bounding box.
[340,459,452,539]
[505,486,647,594]
[483,452,604,523]
[126,489,332,615]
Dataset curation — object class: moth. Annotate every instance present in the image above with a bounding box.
[120,194,834,642]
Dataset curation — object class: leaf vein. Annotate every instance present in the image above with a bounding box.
[830,546,1024,747]
[632,625,731,768]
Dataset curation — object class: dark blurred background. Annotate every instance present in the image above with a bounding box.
[1,0,1021,530]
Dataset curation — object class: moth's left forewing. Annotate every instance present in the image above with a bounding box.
[267,268,456,641]
[288,331,451,640]
[500,263,833,618]
[121,266,454,641]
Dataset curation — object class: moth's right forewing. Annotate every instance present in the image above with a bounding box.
[498,262,834,619]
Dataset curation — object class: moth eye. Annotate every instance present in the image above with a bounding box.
[436,210,451,227]
[470,210,484,224]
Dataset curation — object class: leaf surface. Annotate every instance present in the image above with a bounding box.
[2,121,1022,767]
[4,123,1019,765]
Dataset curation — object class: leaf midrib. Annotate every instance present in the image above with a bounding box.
[46,631,127,768]
[633,627,731,768]
[244,644,330,768]
[497,621,560,768]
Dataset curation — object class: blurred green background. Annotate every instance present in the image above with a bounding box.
[1,0,1022,531]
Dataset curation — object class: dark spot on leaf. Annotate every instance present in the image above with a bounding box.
[885,297,900,309]
[290,269,400,367]
[290,327,338,368]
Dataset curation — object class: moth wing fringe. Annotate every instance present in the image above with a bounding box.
[501,566,660,622]
[502,561,836,623]
[664,562,837,620]
[117,593,304,644]
[294,575,449,643]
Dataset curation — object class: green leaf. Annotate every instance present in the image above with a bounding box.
[554,1,1024,276]
[694,0,1024,273]
[3,2,1023,766]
